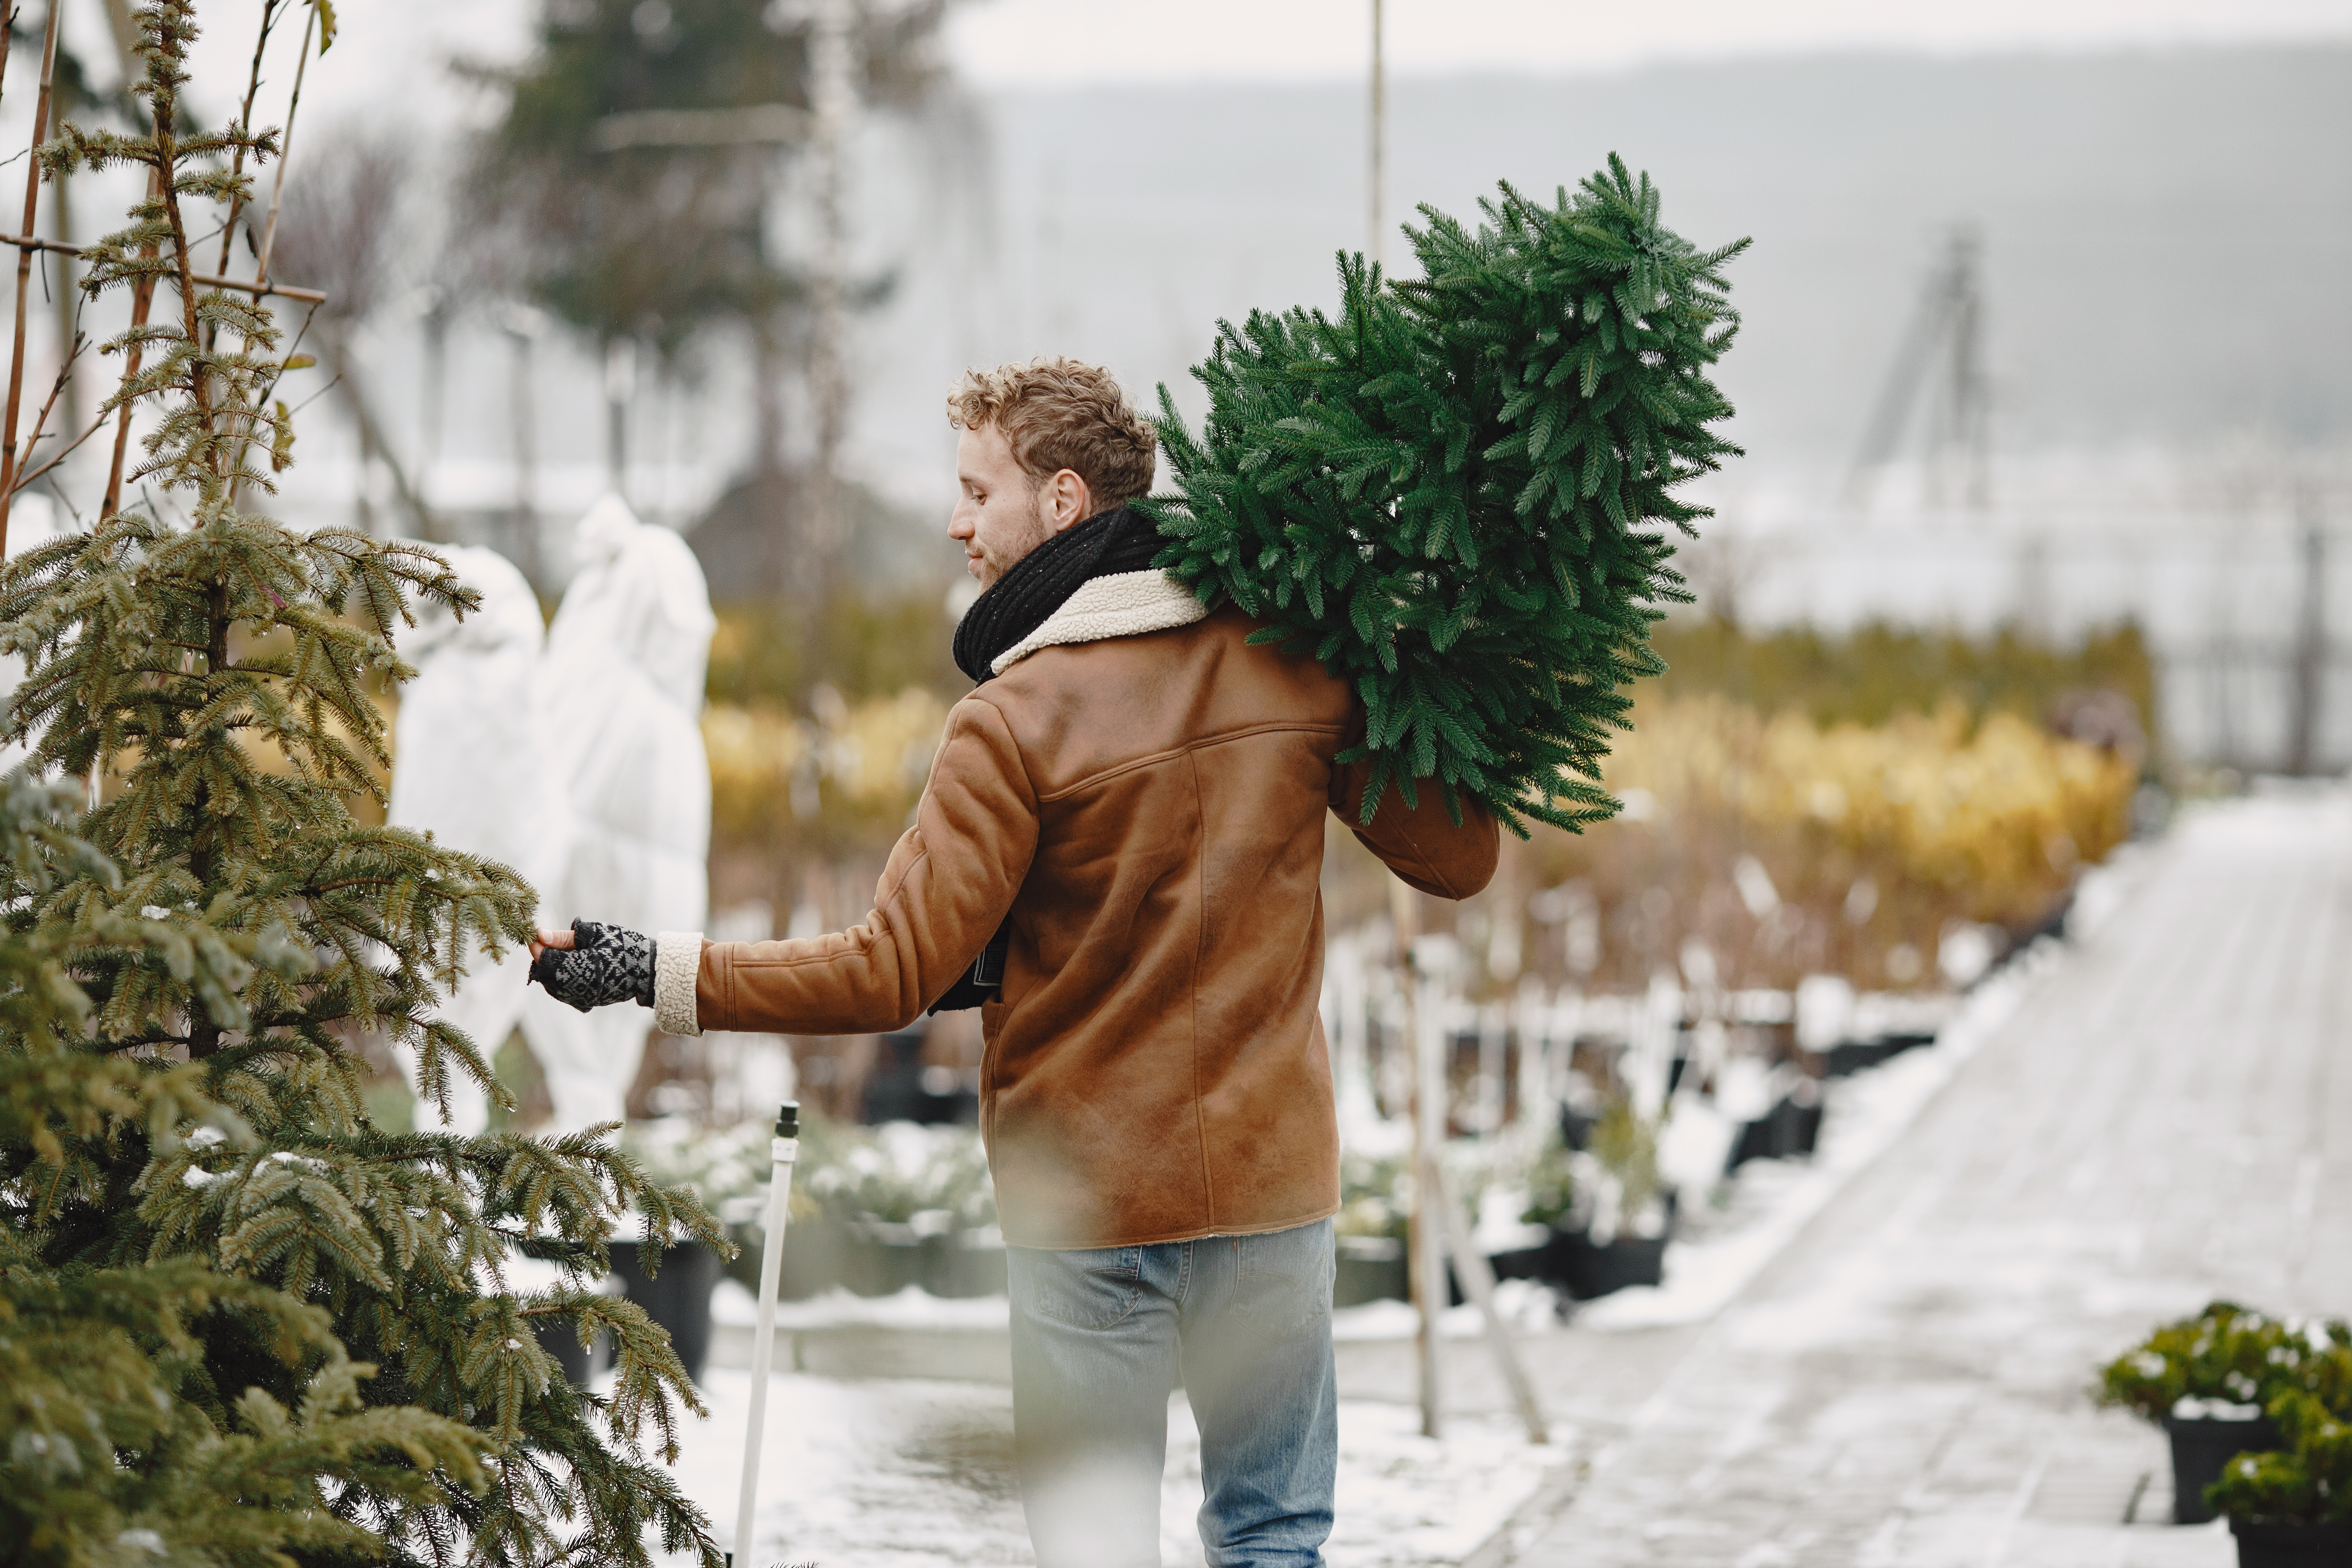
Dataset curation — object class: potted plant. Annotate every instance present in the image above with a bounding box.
[1334,1149,1410,1306]
[806,1121,1000,1298]
[2206,1391,2352,1565]
[1556,1099,1672,1300]
[611,1118,777,1381]
[1501,1130,1578,1289]
[2098,1303,2350,1526]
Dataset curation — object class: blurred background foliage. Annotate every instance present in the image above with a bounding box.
[1648,618,2156,746]
[1318,612,2150,997]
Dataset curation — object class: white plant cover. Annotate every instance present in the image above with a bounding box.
[388,543,557,1134]
[518,494,715,1134]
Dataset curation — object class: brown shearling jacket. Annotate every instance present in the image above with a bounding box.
[652,571,1497,1248]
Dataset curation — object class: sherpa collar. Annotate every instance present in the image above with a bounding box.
[987,568,1208,675]
[951,506,1206,681]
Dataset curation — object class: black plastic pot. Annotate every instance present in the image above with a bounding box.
[2169,1412,2283,1525]
[1822,1039,1893,1077]
[1554,1231,1667,1299]
[608,1240,724,1383]
[533,1316,597,1385]
[1335,1235,1408,1306]
[1771,1090,1823,1158]
[2228,1516,2352,1566]
[1487,1243,1551,1283]
[1725,1116,1776,1174]
[1727,1092,1824,1174]
[1821,1032,1938,1078]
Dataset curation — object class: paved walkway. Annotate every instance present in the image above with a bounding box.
[1483,789,2352,1567]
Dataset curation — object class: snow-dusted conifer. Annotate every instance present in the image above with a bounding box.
[0,5,725,1563]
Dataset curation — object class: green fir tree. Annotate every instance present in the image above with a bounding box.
[1145,159,1746,835]
[1,4,725,1563]
[0,771,488,1566]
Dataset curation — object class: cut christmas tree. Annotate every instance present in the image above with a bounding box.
[1145,158,1746,835]
[0,4,725,1564]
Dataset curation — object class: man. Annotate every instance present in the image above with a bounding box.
[531,357,1496,1567]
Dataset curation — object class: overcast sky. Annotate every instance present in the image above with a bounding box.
[54,0,2341,143]
[945,0,2352,85]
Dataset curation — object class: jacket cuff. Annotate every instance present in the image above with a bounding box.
[653,931,704,1036]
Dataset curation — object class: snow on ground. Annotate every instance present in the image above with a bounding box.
[645,1367,1567,1567]
[713,1278,1012,1331]
[1334,1278,1563,1343]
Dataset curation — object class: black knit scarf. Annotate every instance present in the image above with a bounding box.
[950,506,1165,684]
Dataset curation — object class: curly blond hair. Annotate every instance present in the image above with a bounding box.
[947,357,1158,514]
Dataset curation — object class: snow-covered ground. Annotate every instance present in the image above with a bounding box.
[644,1368,1569,1568]
[1489,790,2351,1567]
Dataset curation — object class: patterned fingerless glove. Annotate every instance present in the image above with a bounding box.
[529,919,654,1012]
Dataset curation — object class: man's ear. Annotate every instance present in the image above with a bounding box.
[1040,468,1093,533]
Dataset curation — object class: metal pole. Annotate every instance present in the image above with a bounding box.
[731,1101,801,1568]
[1367,0,1384,270]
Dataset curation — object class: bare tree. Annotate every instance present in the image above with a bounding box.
[265,130,436,537]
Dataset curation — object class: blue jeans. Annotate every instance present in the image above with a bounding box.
[1006,1217,1337,1568]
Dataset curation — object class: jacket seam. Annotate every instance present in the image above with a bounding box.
[1033,720,1350,804]
[1389,792,1460,898]
[1003,1202,1342,1252]
[1185,747,1214,1230]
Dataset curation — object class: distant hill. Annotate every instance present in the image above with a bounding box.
[924,47,2352,471]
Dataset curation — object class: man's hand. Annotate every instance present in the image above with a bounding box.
[528,919,655,1013]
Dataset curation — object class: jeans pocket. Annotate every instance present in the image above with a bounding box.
[1232,1223,1334,1338]
[1025,1244,1145,1330]
[1233,1265,1316,1338]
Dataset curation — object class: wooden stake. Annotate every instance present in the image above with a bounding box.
[212,0,287,282]
[1394,875,1443,1439]
[101,177,161,522]
[1436,1163,1549,1445]
[254,4,316,288]
[0,234,325,304]
[0,0,63,553]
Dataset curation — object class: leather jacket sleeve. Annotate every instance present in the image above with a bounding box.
[1332,757,1501,900]
[695,694,1038,1034]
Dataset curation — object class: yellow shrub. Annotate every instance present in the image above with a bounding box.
[703,686,950,858]
[1603,695,2133,927]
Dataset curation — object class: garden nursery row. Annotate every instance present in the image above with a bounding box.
[557,973,1963,1383]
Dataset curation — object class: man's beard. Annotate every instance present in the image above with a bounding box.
[975,493,1053,587]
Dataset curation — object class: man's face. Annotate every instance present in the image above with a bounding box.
[950,425,1050,588]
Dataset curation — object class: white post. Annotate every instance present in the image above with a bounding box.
[732,1102,801,1568]
[1367,0,1385,270]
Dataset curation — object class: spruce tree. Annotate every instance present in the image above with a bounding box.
[1145,160,1746,835]
[0,771,486,1565]
[1,5,724,1563]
